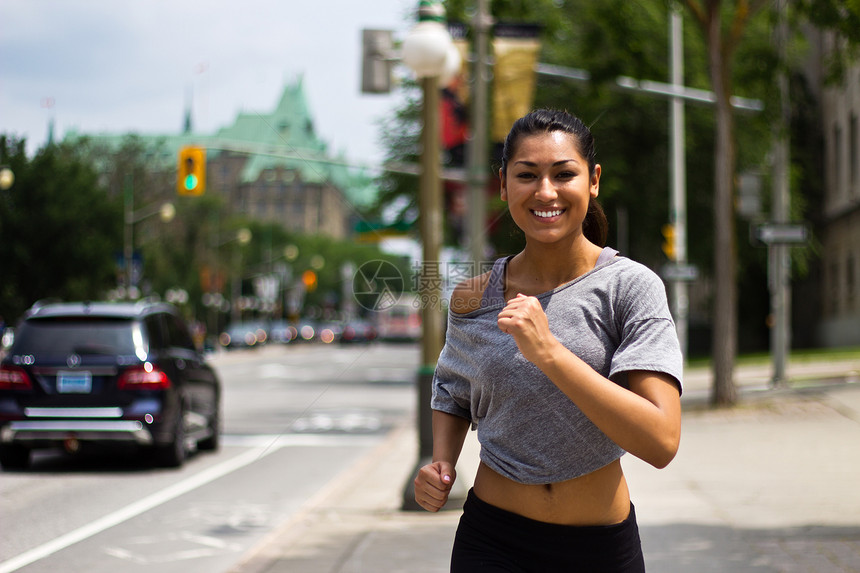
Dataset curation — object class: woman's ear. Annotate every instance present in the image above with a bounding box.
[590,164,601,198]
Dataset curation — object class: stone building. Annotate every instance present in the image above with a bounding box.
[817,39,860,346]
[66,78,374,240]
[205,80,375,239]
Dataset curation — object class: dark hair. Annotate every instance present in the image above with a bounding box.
[500,109,608,247]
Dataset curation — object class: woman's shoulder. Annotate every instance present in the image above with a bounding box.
[450,270,493,314]
[605,255,664,286]
[598,255,672,315]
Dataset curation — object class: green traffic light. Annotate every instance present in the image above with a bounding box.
[184,173,198,191]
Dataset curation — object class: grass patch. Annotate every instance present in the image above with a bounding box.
[686,346,860,370]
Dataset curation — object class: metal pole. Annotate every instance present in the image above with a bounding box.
[231,246,241,324]
[670,7,689,359]
[771,0,791,385]
[403,74,446,511]
[467,0,490,266]
[419,73,445,456]
[123,175,134,296]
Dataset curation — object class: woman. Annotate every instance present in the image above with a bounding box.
[413,109,683,572]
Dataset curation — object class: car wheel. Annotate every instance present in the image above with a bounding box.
[0,444,31,470]
[155,409,187,468]
[197,406,220,452]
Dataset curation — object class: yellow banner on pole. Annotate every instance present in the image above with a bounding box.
[491,24,542,143]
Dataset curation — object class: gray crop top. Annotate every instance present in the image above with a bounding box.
[431,248,683,484]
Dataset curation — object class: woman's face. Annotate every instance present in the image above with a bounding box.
[500,131,600,246]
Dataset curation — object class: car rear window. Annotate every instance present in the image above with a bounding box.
[12,317,139,356]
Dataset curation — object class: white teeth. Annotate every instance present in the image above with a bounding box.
[533,209,563,218]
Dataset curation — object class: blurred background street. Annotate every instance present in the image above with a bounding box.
[2,1,860,571]
[0,343,420,573]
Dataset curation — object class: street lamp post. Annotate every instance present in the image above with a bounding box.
[228,228,252,323]
[123,174,175,298]
[400,0,458,511]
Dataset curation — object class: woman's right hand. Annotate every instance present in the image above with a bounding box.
[414,461,457,512]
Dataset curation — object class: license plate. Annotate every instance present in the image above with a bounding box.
[58,371,92,393]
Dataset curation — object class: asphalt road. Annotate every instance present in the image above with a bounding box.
[0,342,420,573]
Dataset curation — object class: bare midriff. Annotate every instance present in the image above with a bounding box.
[472,458,631,526]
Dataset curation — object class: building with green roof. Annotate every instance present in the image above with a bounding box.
[66,78,376,240]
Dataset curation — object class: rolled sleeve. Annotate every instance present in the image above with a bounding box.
[431,371,473,421]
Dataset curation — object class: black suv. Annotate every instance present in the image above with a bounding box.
[0,300,221,469]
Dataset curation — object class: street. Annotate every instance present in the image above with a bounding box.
[0,342,420,573]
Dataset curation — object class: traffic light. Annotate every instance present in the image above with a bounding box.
[661,224,676,261]
[177,146,206,195]
[301,270,318,292]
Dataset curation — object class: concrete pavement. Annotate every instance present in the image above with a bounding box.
[228,357,860,573]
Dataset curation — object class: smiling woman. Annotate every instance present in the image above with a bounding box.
[413,109,683,572]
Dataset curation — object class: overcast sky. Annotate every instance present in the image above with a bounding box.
[0,0,416,165]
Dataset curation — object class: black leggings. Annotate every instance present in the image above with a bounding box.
[451,489,646,572]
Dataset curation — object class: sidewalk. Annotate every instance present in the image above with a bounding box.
[228,359,860,573]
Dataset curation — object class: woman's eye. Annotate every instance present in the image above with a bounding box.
[556,171,575,179]
[516,172,536,180]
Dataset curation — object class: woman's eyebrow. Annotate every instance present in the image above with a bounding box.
[513,159,580,167]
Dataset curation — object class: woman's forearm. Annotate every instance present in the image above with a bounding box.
[535,340,681,468]
[432,410,471,466]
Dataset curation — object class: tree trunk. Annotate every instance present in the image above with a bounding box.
[706,6,738,406]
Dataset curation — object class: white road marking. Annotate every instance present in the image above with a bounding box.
[257,363,291,379]
[220,433,380,448]
[103,531,243,564]
[291,412,382,433]
[0,446,276,573]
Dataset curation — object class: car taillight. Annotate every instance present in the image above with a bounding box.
[0,364,33,390]
[118,362,171,390]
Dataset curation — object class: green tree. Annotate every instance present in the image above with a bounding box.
[376,4,770,274]
[75,136,237,323]
[797,0,860,81]
[676,0,859,404]
[676,0,771,405]
[0,136,123,322]
[236,224,413,318]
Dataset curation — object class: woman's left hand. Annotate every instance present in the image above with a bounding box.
[497,293,559,365]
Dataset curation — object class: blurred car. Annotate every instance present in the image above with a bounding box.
[295,320,319,343]
[316,322,344,344]
[268,320,298,344]
[0,300,221,470]
[376,295,421,342]
[218,321,268,349]
[339,319,378,344]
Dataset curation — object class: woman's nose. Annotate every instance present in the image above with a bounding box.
[534,177,558,200]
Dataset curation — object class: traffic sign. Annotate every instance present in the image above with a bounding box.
[754,224,808,244]
[661,263,699,282]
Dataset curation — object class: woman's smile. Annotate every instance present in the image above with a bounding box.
[531,207,566,220]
